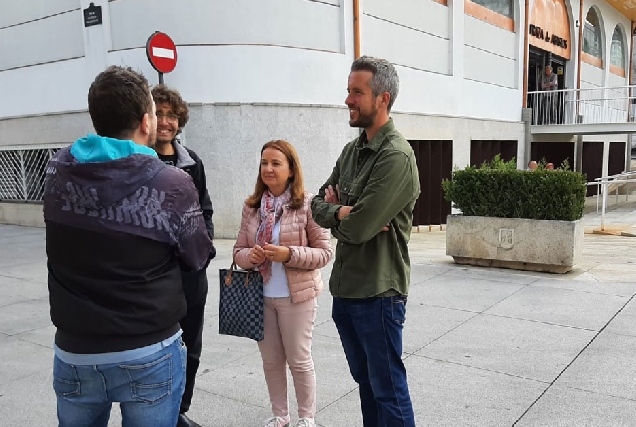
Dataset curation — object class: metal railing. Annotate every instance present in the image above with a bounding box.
[528,85,636,126]
[0,145,66,203]
[588,170,636,230]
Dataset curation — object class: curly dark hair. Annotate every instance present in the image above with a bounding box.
[88,66,153,139]
[151,84,189,128]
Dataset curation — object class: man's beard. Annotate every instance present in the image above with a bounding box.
[155,135,173,147]
[349,107,377,129]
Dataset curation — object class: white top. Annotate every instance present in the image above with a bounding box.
[263,220,290,298]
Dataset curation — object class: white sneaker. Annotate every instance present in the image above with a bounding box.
[296,418,315,427]
[264,415,291,427]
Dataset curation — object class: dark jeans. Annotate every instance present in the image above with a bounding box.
[332,296,415,427]
[179,270,208,414]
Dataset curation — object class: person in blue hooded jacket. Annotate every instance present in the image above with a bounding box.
[43,65,212,427]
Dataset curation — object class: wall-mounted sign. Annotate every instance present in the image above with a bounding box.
[83,2,102,27]
[529,0,571,59]
[529,24,567,49]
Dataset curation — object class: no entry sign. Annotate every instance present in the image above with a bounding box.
[146,31,177,75]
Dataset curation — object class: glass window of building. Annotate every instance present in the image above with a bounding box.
[610,26,625,68]
[583,8,602,58]
[471,0,513,18]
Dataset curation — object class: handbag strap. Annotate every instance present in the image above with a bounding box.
[224,262,236,285]
[224,261,252,287]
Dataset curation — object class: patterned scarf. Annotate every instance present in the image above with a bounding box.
[256,188,291,282]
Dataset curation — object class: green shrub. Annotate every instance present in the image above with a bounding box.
[442,156,587,221]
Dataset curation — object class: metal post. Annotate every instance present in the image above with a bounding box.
[616,185,619,204]
[596,182,600,212]
[158,72,164,84]
[601,180,607,231]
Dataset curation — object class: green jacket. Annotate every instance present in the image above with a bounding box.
[311,119,420,298]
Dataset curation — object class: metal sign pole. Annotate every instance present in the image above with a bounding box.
[158,72,164,85]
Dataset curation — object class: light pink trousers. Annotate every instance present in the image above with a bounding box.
[258,297,317,419]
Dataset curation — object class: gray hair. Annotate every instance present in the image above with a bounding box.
[351,56,400,112]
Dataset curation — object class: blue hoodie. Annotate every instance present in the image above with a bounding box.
[70,134,157,163]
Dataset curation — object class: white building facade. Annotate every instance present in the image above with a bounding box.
[0,0,633,236]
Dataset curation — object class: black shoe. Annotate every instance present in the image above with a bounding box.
[177,413,202,427]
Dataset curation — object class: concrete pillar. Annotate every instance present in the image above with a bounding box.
[450,0,466,172]
[575,114,583,172]
[450,0,465,83]
[575,134,584,172]
[80,0,112,80]
[522,108,533,168]
[626,134,633,172]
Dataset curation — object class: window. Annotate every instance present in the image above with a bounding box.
[610,26,625,69]
[583,8,602,59]
[471,0,513,18]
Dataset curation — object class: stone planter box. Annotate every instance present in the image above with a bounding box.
[446,215,583,273]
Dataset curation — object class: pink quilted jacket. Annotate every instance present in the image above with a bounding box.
[233,193,333,303]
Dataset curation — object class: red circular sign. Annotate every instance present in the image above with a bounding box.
[146,31,177,74]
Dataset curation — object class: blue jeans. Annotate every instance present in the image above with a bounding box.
[53,338,187,427]
[332,296,415,427]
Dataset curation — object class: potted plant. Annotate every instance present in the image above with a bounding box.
[441,156,587,273]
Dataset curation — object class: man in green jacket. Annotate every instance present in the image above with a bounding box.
[311,56,420,427]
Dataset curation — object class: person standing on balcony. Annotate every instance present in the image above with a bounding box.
[151,84,216,427]
[541,66,559,124]
[541,66,558,91]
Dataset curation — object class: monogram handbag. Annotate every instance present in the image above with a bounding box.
[218,263,264,342]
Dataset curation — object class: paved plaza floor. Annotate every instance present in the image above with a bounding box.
[1,201,635,426]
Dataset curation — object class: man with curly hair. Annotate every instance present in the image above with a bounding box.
[151,84,216,427]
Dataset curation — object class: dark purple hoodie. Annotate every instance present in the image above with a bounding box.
[44,143,213,354]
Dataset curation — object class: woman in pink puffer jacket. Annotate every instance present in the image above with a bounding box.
[233,140,333,427]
